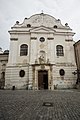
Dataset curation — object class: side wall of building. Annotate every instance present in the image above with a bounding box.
[0,54,8,89]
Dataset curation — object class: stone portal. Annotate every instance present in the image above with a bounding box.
[38,70,48,90]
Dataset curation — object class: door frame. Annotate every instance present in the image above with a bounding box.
[38,70,48,90]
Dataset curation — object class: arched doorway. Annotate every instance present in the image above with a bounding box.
[38,70,48,90]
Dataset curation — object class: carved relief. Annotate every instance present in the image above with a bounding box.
[39,56,45,64]
[35,59,38,64]
[32,16,42,23]
[41,65,45,69]
[39,51,46,64]
[39,44,45,49]
[47,59,50,64]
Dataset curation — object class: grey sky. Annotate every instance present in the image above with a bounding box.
[0,0,80,50]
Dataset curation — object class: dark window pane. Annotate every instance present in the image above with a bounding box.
[27,24,31,27]
[59,69,65,76]
[40,37,45,42]
[20,44,28,56]
[56,45,64,56]
[19,70,25,77]
[54,25,57,28]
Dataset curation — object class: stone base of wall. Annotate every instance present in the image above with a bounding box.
[75,83,80,89]
[5,64,77,90]
[5,65,29,90]
[54,84,76,90]
[5,83,76,90]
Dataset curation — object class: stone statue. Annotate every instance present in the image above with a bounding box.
[39,55,45,64]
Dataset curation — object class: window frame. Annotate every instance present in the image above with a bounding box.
[59,69,65,76]
[56,45,64,56]
[39,37,45,42]
[19,70,25,77]
[20,44,28,56]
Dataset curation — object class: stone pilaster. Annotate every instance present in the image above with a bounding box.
[28,65,33,89]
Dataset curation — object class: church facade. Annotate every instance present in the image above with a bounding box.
[5,13,77,90]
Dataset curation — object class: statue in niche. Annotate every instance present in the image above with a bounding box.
[39,55,45,64]
[39,51,45,64]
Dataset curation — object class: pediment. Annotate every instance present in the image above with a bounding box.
[30,26,55,33]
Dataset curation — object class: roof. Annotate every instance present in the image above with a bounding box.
[12,13,71,30]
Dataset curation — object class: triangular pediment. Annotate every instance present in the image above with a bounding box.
[30,26,55,33]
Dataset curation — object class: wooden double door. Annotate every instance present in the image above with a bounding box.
[38,70,48,90]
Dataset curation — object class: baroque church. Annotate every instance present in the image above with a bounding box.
[5,13,77,90]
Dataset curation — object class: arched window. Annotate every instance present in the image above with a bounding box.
[56,45,64,56]
[20,44,28,56]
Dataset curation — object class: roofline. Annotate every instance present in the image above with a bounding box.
[74,40,80,46]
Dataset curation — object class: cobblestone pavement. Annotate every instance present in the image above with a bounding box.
[0,90,80,120]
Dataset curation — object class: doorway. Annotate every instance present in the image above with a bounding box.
[38,70,48,90]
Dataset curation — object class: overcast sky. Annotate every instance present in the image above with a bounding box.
[0,0,80,50]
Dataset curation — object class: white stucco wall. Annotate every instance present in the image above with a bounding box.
[5,13,77,89]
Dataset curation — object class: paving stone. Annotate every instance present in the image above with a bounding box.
[0,90,80,120]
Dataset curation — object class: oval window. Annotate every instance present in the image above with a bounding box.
[59,69,65,76]
[40,37,45,42]
[19,70,25,77]
[27,24,31,27]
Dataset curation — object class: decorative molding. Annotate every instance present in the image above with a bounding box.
[47,59,50,64]
[50,66,53,71]
[10,38,18,41]
[9,30,30,34]
[41,65,45,69]
[65,39,73,42]
[6,63,29,68]
[56,63,75,67]
[32,66,35,71]
[35,59,38,64]
[31,37,37,40]
[55,32,75,36]
[47,37,54,40]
